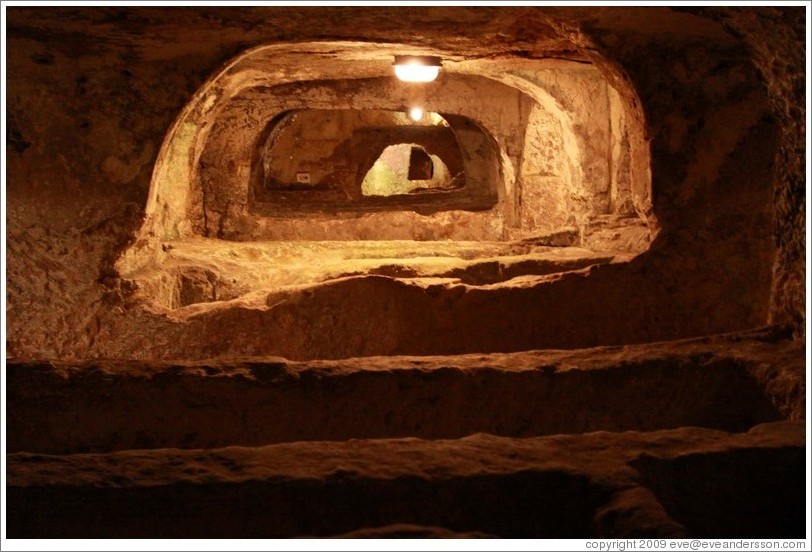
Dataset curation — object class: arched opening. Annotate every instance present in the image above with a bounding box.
[118,43,652,261]
[361,144,453,196]
[116,41,656,346]
[245,108,485,213]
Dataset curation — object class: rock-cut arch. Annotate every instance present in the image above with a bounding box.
[117,41,653,275]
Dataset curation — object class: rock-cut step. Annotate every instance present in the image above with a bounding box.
[6,422,805,538]
[6,330,804,455]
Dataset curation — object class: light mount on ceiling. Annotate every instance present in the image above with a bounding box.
[408,107,424,122]
[393,55,442,83]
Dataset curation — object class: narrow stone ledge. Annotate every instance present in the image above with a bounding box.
[6,421,804,538]
[7,329,803,454]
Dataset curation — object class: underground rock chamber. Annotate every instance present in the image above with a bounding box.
[6,7,805,540]
[114,42,657,361]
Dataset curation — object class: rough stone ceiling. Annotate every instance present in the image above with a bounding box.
[7,5,739,56]
[7,6,588,60]
[206,42,609,109]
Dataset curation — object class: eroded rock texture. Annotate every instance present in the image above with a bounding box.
[6,6,805,359]
[684,7,807,338]
[4,6,807,540]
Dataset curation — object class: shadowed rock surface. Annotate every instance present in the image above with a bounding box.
[6,331,804,455]
[7,422,804,538]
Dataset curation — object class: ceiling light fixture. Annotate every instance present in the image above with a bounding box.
[393,55,442,83]
[409,107,424,122]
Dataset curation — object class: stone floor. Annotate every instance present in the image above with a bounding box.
[6,329,806,538]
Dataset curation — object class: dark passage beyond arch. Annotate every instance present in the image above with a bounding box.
[248,109,498,214]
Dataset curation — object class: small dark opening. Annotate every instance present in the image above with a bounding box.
[408,147,433,180]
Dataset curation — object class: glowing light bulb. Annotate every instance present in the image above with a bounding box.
[409,107,424,122]
[393,55,442,83]
[394,63,439,83]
